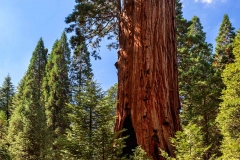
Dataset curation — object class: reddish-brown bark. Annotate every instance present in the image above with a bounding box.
[115,0,181,159]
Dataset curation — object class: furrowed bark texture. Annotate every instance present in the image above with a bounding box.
[115,0,181,159]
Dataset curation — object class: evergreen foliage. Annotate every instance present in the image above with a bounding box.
[211,15,236,123]
[179,16,213,109]
[178,15,222,158]
[65,0,119,58]
[209,14,236,158]
[0,74,15,121]
[178,14,211,123]
[7,76,26,159]
[105,83,117,113]
[211,14,236,113]
[0,111,10,159]
[62,80,123,159]
[42,32,71,159]
[70,41,93,93]
[161,123,210,160]
[213,14,235,71]
[59,24,124,158]
[216,29,240,160]
[8,38,48,160]
[176,0,191,70]
[128,146,151,160]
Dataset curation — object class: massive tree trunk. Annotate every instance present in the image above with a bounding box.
[115,0,181,159]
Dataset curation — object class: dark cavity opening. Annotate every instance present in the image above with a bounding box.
[124,108,131,115]
[152,131,160,160]
[122,115,138,158]
[162,121,169,126]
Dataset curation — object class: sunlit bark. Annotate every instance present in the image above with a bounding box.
[115,0,181,159]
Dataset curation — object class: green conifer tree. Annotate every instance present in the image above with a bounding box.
[63,80,123,159]
[216,29,240,160]
[180,16,213,123]
[213,14,235,71]
[70,41,93,92]
[179,16,222,159]
[7,76,26,159]
[62,80,109,160]
[161,123,209,160]
[129,146,151,160]
[0,74,15,121]
[176,0,190,57]
[42,32,71,159]
[176,0,192,114]
[211,15,236,116]
[207,14,236,158]
[63,43,124,159]
[65,0,118,58]
[0,111,10,159]
[8,38,48,160]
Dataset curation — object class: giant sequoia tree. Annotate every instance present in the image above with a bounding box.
[115,1,180,159]
[66,0,180,159]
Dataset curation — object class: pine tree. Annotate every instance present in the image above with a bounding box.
[0,111,10,159]
[216,29,240,160]
[212,14,236,103]
[7,75,26,158]
[213,14,235,72]
[211,15,235,113]
[207,14,236,158]
[94,83,127,160]
[180,16,213,124]
[105,83,117,114]
[178,16,222,159]
[42,32,71,159]
[176,0,190,56]
[62,80,123,159]
[161,123,209,160]
[65,0,119,58]
[0,74,15,121]
[129,146,151,160]
[62,41,123,159]
[70,41,93,93]
[176,0,191,71]
[176,0,192,116]
[8,38,48,160]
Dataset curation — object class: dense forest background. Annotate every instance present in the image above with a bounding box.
[0,0,240,159]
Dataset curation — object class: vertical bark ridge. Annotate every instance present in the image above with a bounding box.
[115,0,181,159]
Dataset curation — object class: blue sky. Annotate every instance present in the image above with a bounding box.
[0,0,239,91]
[182,0,240,47]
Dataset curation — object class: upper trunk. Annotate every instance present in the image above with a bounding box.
[115,0,181,159]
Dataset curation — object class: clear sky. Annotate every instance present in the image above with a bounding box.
[0,0,240,91]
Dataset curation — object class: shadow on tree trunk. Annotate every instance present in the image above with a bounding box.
[122,114,138,158]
